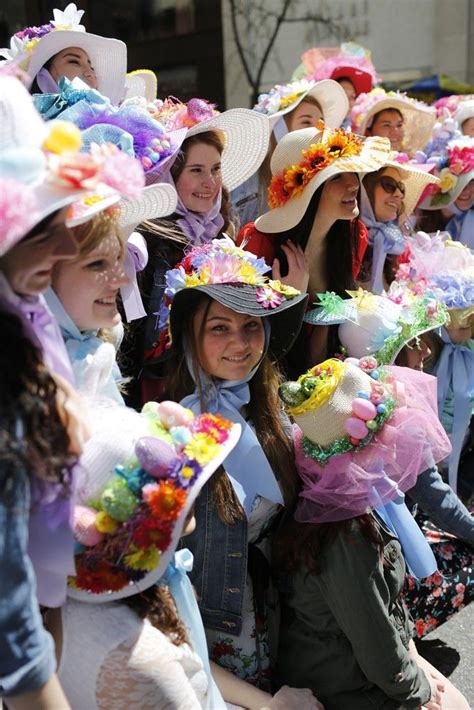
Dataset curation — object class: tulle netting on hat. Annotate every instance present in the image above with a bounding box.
[294,365,452,524]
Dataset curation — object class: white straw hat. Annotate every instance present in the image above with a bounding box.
[123,69,158,103]
[418,136,474,210]
[254,78,349,130]
[118,183,178,234]
[351,89,436,155]
[0,3,127,105]
[454,99,474,132]
[255,123,391,233]
[371,158,440,216]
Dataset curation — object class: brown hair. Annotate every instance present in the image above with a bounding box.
[122,584,188,646]
[164,292,299,524]
[70,209,123,261]
[367,107,403,135]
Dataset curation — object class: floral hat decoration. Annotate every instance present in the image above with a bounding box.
[0,3,127,105]
[396,231,474,328]
[253,78,349,131]
[351,88,436,156]
[304,286,448,365]
[155,236,308,360]
[254,122,391,233]
[293,43,380,97]
[69,400,240,602]
[417,136,474,209]
[0,76,144,255]
[279,357,451,528]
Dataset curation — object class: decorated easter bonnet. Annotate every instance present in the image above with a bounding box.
[123,69,158,103]
[374,157,440,217]
[253,78,349,132]
[418,136,474,209]
[0,76,143,255]
[454,99,474,131]
[304,287,448,365]
[0,4,126,105]
[279,357,451,530]
[351,89,436,155]
[68,399,240,601]
[254,122,391,233]
[294,43,380,97]
[160,236,308,360]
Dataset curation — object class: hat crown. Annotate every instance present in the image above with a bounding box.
[0,77,46,154]
[270,126,325,175]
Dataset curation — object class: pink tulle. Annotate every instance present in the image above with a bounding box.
[294,366,452,524]
[100,151,145,197]
[0,178,38,255]
[309,54,379,86]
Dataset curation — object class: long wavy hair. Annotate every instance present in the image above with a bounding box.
[0,307,76,502]
[164,292,299,524]
[122,584,189,647]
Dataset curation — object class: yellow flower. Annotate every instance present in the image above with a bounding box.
[438,168,458,194]
[237,261,264,285]
[25,38,40,52]
[124,545,160,571]
[346,288,378,312]
[279,92,302,110]
[95,511,119,534]
[283,165,310,197]
[185,272,206,287]
[268,280,300,298]
[185,433,220,466]
[181,466,194,480]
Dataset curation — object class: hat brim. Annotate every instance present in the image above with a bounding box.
[124,69,158,103]
[66,186,120,227]
[418,170,473,210]
[267,80,348,130]
[68,421,241,603]
[358,96,436,155]
[118,183,177,232]
[27,30,127,104]
[454,101,474,129]
[255,134,391,233]
[382,160,440,216]
[169,283,308,360]
[330,66,373,96]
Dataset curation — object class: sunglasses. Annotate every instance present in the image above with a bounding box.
[378,175,406,196]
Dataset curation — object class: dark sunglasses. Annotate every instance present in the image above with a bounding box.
[378,175,406,196]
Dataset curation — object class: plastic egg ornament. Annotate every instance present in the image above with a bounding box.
[158,401,194,429]
[352,398,376,420]
[135,436,180,478]
[43,121,82,153]
[344,417,369,440]
[73,505,104,546]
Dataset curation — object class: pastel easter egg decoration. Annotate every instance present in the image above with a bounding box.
[370,369,380,380]
[357,390,369,400]
[101,478,139,521]
[350,437,360,446]
[170,425,193,448]
[352,398,377,420]
[359,355,377,371]
[73,505,104,546]
[141,156,152,169]
[43,121,82,154]
[345,357,360,366]
[135,436,180,478]
[158,401,194,429]
[344,417,369,440]
[366,419,377,430]
[376,403,387,414]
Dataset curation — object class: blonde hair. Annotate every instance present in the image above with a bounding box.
[70,208,123,260]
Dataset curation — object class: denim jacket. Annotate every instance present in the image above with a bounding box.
[184,481,249,635]
[0,465,56,697]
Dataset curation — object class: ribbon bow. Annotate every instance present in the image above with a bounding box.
[367,220,406,294]
[433,328,474,493]
[121,232,149,321]
[33,76,109,121]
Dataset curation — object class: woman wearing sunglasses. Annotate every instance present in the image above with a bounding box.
[359,163,439,293]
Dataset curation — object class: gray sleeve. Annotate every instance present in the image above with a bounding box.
[407,467,474,544]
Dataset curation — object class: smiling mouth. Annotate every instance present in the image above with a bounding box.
[95,297,116,306]
[223,353,251,363]
[342,197,357,205]
[193,192,214,199]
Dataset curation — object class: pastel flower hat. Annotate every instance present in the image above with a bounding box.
[254,122,391,233]
[0,76,143,255]
[351,88,436,155]
[0,3,127,105]
[418,136,474,209]
[396,231,474,328]
[68,399,240,602]
[279,357,451,523]
[159,236,308,359]
[304,287,448,364]
[294,43,380,97]
[253,78,349,130]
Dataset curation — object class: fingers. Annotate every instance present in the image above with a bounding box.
[272,258,281,281]
[280,240,306,270]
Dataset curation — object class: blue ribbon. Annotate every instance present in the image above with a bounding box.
[366,220,406,294]
[372,486,437,579]
[432,328,474,493]
[33,76,109,121]
[181,361,283,516]
[163,550,226,710]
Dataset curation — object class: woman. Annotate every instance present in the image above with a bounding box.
[351,88,436,157]
[233,78,349,226]
[238,123,391,371]
[157,238,308,688]
[274,357,469,709]
[0,2,127,103]
[359,161,438,293]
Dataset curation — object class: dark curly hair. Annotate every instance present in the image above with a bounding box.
[0,307,76,503]
[122,584,189,647]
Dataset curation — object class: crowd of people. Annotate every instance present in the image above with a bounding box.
[1,6,473,709]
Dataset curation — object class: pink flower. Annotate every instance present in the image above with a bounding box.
[256,285,283,309]
[415,619,426,637]
[100,150,145,197]
[452,593,464,608]
[0,179,38,255]
[49,153,101,189]
[455,582,465,594]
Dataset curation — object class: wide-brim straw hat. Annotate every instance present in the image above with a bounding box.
[170,283,308,360]
[123,69,158,103]
[454,99,474,131]
[352,91,436,155]
[255,79,348,130]
[376,158,440,216]
[117,183,177,234]
[66,185,120,228]
[419,169,473,210]
[255,124,391,233]
[68,398,241,603]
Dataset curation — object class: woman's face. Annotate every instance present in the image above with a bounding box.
[398,337,431,371]
[454,179,473,212]
[286,100,323,131]
[175,142,222,213]
[52,232,128,331]
[369,109,404,151]
[193,300,265,381]
[0,208,78,296]
[318,172,360,222]
[461,117,474,137]
[48,47,98,89]
[338,79,357,115]
[371,167,405,223]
